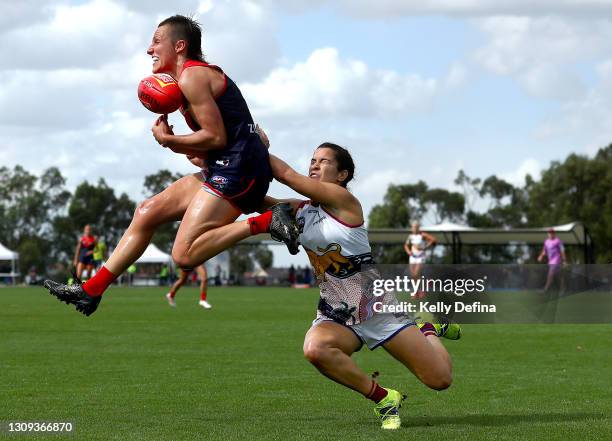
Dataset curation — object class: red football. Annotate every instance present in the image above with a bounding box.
[137,73,183,114]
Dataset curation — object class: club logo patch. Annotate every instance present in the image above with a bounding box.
[211,175,228,185]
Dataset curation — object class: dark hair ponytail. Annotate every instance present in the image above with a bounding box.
[316,142,355,187]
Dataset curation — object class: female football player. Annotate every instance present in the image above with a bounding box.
[44,15,298,316]
[266,144,461,430]
[404,222,437,298]
[73,224,97,280]
[165,264,211,309]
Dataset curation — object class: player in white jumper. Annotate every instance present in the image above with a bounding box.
[268,143,460,430]
[404,222,437,296]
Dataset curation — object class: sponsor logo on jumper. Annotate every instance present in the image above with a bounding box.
[215,159,230,167]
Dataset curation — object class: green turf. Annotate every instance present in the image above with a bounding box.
[1,287,611,441]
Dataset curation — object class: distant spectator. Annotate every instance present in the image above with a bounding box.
[27,266,39,285]
[288,264,296,285]
[303,266,311,286]
[537,228,567,292]
[93,237,107,271]
[214,264,222,286]
[159,264,170,286]
[127,264,137,286]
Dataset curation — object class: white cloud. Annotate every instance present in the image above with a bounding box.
[267,0,612,18]
[533,56,612,152]
[0,0,281,204]
[353,169,408,217]
[0,0,148,70]
[499,158,542,185]
[196,0,281,82]
[473,16,612,100]
[241,47,443,120]
[0,1,59,30]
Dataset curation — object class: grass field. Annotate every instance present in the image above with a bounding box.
[1,286,611,441]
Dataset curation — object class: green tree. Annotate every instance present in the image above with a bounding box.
[252,246,274,270]
[63,179,136,259]
[368,181,464,263]
[0,166,71,274]
[526,145,612,263]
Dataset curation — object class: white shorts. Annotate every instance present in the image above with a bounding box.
[311,313,416,351]
[409,253,426,264]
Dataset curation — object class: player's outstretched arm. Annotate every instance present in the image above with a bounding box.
[269,154,358,212]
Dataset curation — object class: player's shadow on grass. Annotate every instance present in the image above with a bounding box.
[401,412,606,428]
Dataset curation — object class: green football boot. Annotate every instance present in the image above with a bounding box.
[418,317,462,340]
[373,388,406,430]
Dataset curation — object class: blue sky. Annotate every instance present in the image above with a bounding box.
[2,0,612,266]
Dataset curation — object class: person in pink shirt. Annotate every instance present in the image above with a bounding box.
[537,228,567,291]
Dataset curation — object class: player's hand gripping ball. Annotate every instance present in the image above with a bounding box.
[138,73,183,114]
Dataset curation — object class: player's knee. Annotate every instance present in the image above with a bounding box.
[303,343,332,366]
[172,251,194,270]
[133,198,161,228]
[422,370,452,391]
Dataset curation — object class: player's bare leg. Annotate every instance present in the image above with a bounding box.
[410,262,426,298]
[303,322,406,429]
[171,191,241,269]
[171,191,299,269]
[166,269,190,307]
[382,325,452,391]
[196,265,211,309]
[44,173,204,316]
[82,263,95,281]
[302,321,370,394]
[106,174,205,275]
[75,262,86,280]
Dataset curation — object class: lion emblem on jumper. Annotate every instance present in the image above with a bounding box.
[306,243,353,281]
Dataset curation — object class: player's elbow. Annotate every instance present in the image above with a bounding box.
[208,134,226,150]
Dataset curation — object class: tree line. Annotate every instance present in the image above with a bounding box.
[369,144,612,263]
[1,144,610,275]
[0,168,271,277]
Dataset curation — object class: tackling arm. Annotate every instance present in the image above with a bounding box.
[269,154,357,210]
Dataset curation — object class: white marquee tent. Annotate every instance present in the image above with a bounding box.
[135,244,172,264]
[0,242,19,285]
[241,222,594,263]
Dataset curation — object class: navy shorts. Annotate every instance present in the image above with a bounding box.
[79,252,94,265]
[203,174,271,214]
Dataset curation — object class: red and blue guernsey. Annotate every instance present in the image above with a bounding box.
[79,234,97,265]
[179,60,271,214]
